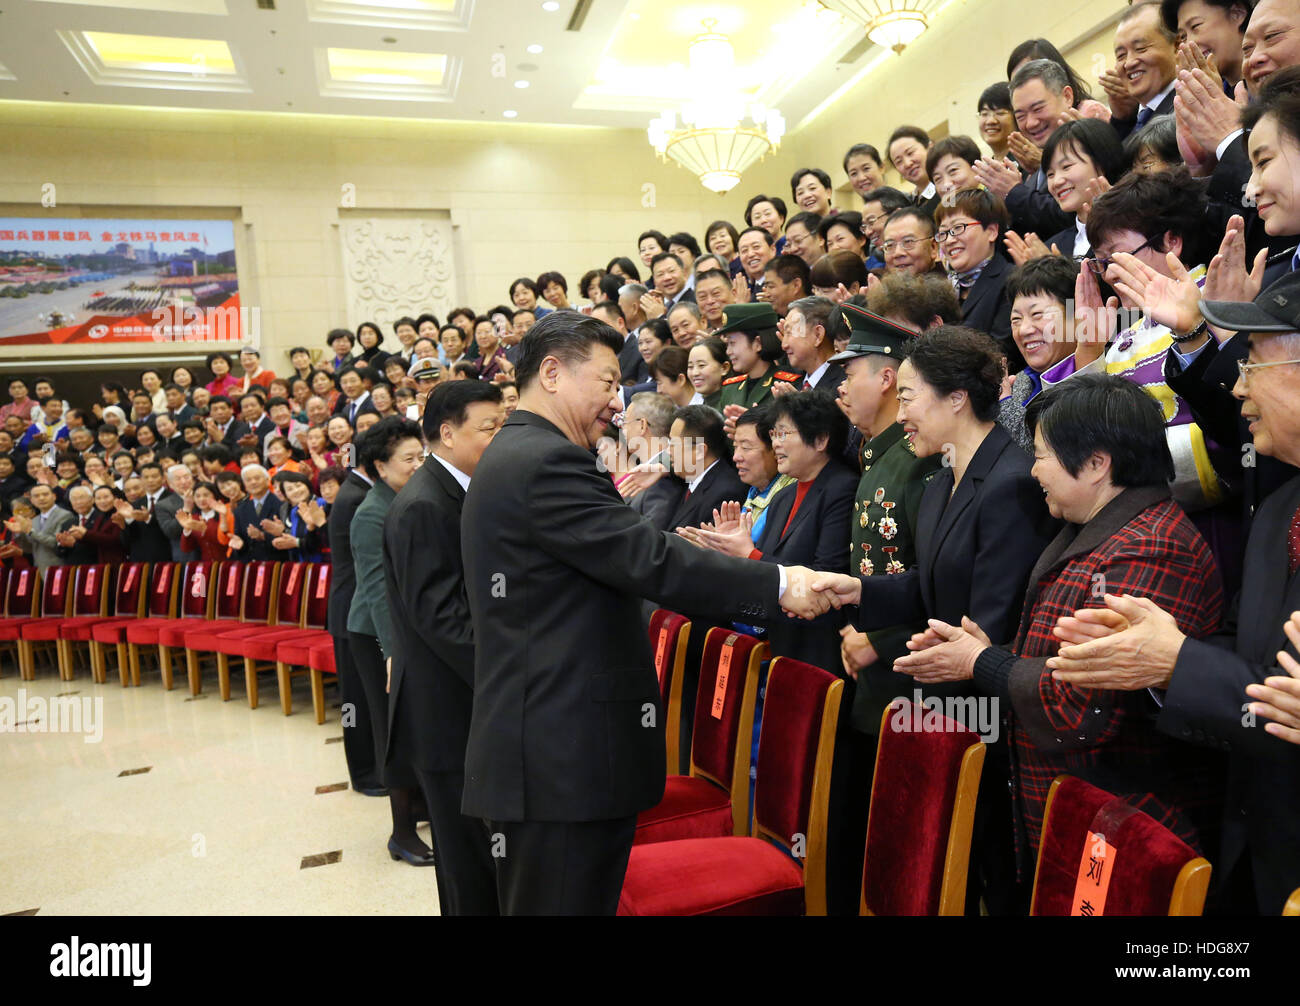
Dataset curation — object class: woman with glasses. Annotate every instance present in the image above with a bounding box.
[977,83,1017,163]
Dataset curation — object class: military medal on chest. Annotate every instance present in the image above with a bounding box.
[878,501,898,540]
[881,545,905,575]
[859,542,873,576]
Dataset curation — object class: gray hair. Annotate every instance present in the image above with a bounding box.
[240,463,268,480]
[667,300,702,322]
[619,283,648,301]
[628,392,677,436]
[1010,58,1071,98]
[68,485,93,502]
[788,295,838,334]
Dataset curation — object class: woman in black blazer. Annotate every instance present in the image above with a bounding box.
[812,326,1058,915]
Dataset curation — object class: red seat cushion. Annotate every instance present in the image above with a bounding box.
[0,618,43,640]
[219,627,308,661]
[124,617,190,646]
[307,641,336,673]
[634,775,733,845]
[181,622,252,652]
[91,618,148,644]
[19,619,69,641]
[276,632,332,668]
[618,836,805,916]
[60,616,134,642]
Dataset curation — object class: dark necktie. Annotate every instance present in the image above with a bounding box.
[349,401,357,424]
[1135,106,1154,127]
[1289,505,1300,575]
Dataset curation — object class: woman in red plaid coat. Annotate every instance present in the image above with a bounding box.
[893,375,1226,869]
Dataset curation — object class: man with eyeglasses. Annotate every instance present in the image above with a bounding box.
[859,187,911,268]
[879,208,940,278]
[1043,269,1300,916]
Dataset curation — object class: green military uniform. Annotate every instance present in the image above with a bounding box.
[713,301,799,414]
[828,302,942,735]
[717,363,802,411]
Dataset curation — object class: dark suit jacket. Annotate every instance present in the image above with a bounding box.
[668,460,749,530]
[1158,475,1300,914]
[55,511,100,565]
[1005,168,1072,239]
[1111,90,1176,140]
[242,414,276,447]
[619,331,649,385]
[629,474,685,532]
[81,507,126,564]
[122,490,176,562]
[1045,223,1082,259]
[753,460,858,670]
[851,423,1058,693]
[232,493,285,562]
[807,360,847,395]
[460,409,781,822]
[383,457,476,773]
[326,470,371,637]
[212,419,251,452]
[332,394,381,425]
[959,253,1016,368]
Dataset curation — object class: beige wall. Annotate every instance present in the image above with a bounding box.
[0,1,1129,373]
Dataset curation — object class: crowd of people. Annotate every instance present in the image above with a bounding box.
[4,0,1300,916]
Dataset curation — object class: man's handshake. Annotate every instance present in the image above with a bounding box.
[779,568,863,620]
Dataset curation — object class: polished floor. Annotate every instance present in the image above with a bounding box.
[0,645,441,915]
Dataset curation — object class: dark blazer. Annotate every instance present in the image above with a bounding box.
[460,409,782,822]
[619,331,649,385]
[81,507,126,564]
[807,360,847,395]
[1111,90,1176,140]
[232,493,285,561]
[333,393,381,425]
[241,414,276,447]
[1158,475,1300,915]
[1205,134,1300,266]
[753,460,858,670]
[383,457,477,773]
[326,470,371,637]
[851,422,1058,684]
[1044,223,1082,259]
[54,510,100,565]
[211,418,251,452]
[668,460,749,530]
[1005,168,1072,239]
[122,490,176,562]
[959,253,1018,370]
[629,474,686,532]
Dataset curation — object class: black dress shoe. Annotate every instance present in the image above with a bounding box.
[388,837,436,866]
[355,786,390,797]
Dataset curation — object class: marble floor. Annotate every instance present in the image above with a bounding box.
[0,645,441,915]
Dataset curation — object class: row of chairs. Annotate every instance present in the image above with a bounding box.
[0,561,337,721]
[631,612,1286,917]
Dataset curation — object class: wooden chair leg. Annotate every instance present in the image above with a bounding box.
[88,641,102,683]
[56,639,71,681]
[244,657,260,709]
[18,640,33,680]
[311,669,325,724]
[122,643,137,686]
[216,652,231,702]
[186,648,202,695]
[276,660,292,716]
[120,642,133,686]
[158,644,174,691]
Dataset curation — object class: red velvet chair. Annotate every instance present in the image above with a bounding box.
[119,561,207,688]
[859,699,985,916]
[183,561,280,700]
[20,564,109,681]
[57,563,149,683]
[196,561,310,709]
[268,563,332,715]
[618,657,843,916]
[15,565,75,680]
[307,639,336,725]
[0,566,41,678]
[1030,775,1212,917]
[649,609,690,776]
[634,628,768,845]
[127,561,220,688]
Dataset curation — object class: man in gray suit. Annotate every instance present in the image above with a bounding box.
[15,484,72,570]
[155,463,193,562]
[623,392,683,532]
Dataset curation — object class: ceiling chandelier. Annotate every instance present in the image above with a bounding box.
[817,0,937,53]
[647,20,785,195]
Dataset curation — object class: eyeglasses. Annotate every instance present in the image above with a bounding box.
[934,221,981,243]
[878,237,930,254]
[1086,238,1155,277]
[1236,357,1300,385]
[859,213,887,234]
[769,426,800,442]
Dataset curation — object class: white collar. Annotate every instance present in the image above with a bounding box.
[1074,217,1090,257]
[805,360,830,388]
[919,181,936,200]
[430,451,471,492]
[348,391,370,407]
[687,458,720,494]
[688,390,704,405]
[1140,78,1175,114]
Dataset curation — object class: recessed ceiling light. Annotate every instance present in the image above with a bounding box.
[541,1,559,10]
[503,109,518,118]
[526,44,543,54]
[513,79,530,88]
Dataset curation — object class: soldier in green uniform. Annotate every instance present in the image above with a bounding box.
[832,303,942,741]
[713,303,801,427]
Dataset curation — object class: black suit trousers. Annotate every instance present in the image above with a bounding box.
[490,816,638,915]
[333,633,380,790]
[414,769,499,916]
[346,632,391,788]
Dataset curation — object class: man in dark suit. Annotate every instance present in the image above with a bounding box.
[781,296,846,394]
[327,462,383,795]
[384,381,505,915]
[230,464,284,561]
[236,393,277,455]
[1047,278,1300,914]
[204,396,250,452]
[119,461,176,562]
[332,366,381,426]
[54,486,102,565]
[595,301,647,387]
[666,405,749,531]
[460,312,834,915]
[1106,2,1178,140]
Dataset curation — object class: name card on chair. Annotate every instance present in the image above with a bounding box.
[225,569,238,597]
[52,567,65,591]
[316,571,328,599]
[654,627,668,687]
[83,567,96,595]
[1071,831,1116,917]
[285,564,300,595]
[711,633,739,720]
[123,566,137,592]
[190,570,206,599]
[254,565,266,595]
[18,569,29,592]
